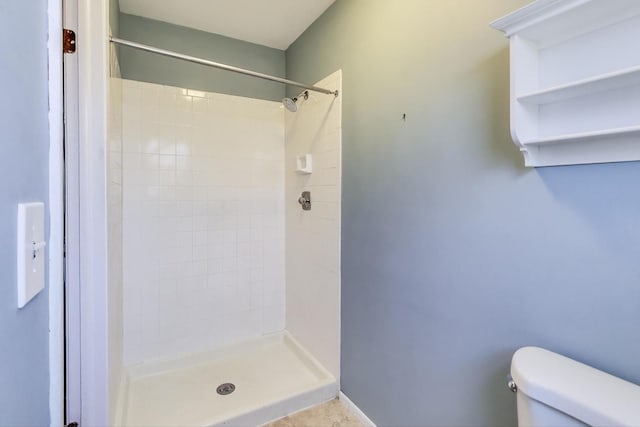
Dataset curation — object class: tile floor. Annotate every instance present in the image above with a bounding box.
[265,398,364,427]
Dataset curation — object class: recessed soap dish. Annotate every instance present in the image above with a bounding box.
[295,154,312,174]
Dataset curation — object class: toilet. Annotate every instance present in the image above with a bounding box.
[511,347,640,426]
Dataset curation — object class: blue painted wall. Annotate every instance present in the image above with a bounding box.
[0,1,50,426]
[118,13,286,101]
[286,1,640,425]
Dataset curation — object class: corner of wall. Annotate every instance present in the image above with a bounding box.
[285,70,342,380]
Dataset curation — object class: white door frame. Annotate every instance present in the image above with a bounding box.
[47,0,64,424]
[62,0,81,422]
[64,0,111,424]
[78,0,110,422]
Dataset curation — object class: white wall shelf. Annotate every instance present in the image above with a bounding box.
[491,0,640,167]
[517,65,640,105]
[523,125,640,146]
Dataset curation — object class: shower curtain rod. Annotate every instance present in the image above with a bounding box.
[109,37,339,96]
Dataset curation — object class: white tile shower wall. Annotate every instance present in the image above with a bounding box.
[108,41,124,421]
[122,80,285,365]
[285,70,342,380]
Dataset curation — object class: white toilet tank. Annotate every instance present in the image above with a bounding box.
[511,347,640,427]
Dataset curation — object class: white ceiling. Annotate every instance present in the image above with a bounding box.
[119,0,336,50]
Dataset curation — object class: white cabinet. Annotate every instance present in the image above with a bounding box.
[491,0,640,167]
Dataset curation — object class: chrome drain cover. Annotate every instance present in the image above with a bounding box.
[216,383,235,395]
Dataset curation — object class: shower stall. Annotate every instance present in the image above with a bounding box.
[104,35,342,426]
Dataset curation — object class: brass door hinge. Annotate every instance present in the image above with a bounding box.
[63,29,76,54]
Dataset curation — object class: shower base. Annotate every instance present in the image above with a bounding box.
[119,332,337,426]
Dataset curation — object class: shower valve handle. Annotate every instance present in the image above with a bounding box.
[298,192,311,211]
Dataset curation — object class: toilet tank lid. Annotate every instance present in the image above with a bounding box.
[511,347,640,427]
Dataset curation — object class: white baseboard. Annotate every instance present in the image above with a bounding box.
[339,391,376,427]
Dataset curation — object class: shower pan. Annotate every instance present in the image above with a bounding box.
[109,39,342,426]
[123,333,336,426]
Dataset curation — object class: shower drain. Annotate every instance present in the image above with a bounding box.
[216,382,236,396]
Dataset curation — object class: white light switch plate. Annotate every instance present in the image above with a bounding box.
[17,202,46,308]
